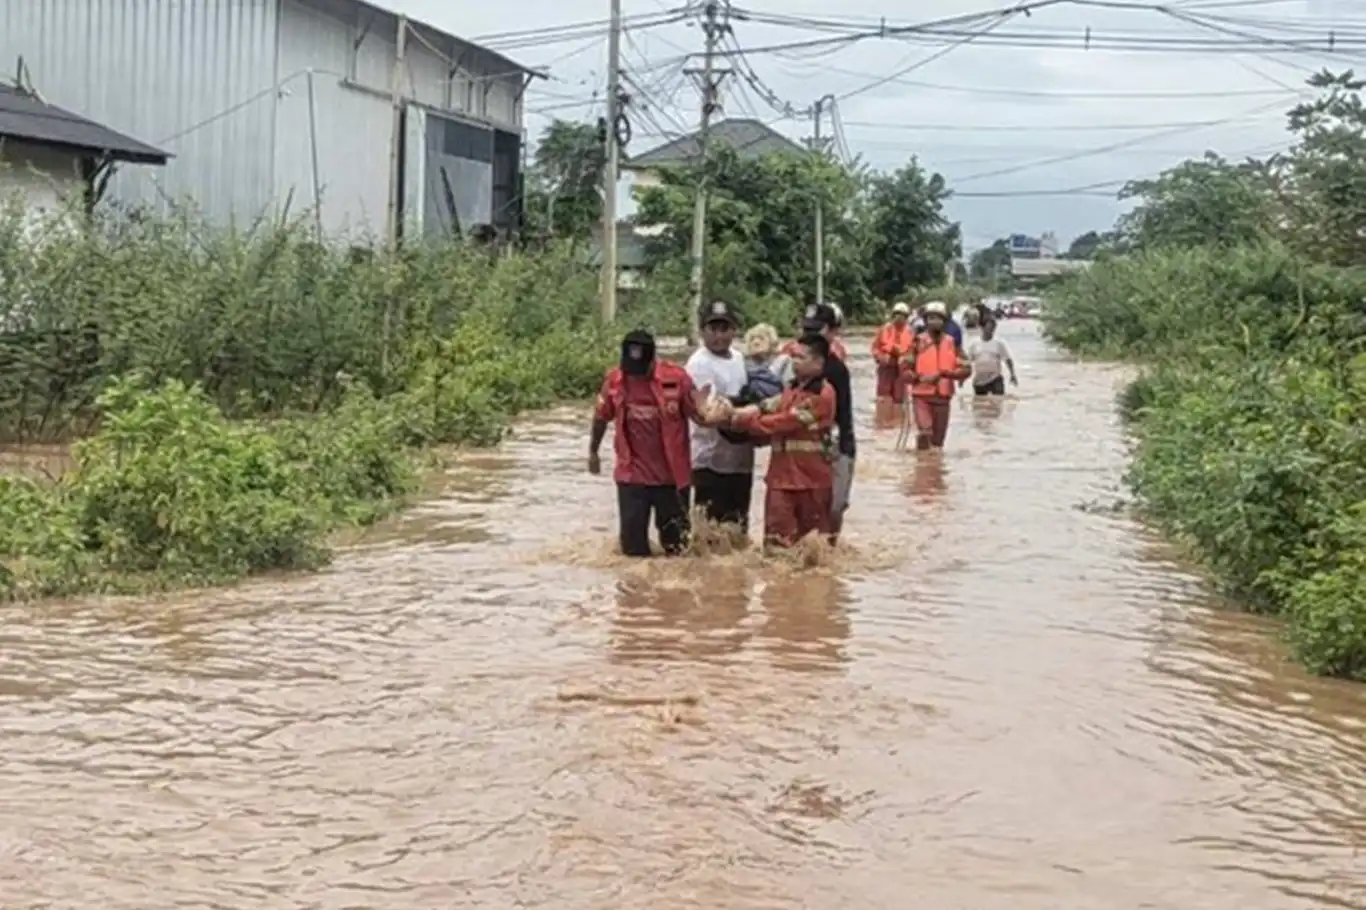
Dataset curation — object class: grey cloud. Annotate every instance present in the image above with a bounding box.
[380,0,1329,246]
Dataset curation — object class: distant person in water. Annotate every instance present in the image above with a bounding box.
[906,302,971,450]
[968,316,1018,397]
[871,302,915,427]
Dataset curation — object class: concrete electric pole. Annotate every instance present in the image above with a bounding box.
[684,1,730,341]
[808,94,835,307]
[599,0,623,323]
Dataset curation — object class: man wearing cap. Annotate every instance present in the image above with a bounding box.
[871,302,915,425]
[685,300,756,533]
[589,329,721,557]
[798,301,856,542]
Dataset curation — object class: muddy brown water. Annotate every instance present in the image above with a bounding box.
[2,323,1364,909]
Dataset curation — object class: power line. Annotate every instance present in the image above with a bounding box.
[950,96,1289,184]
[835,9,1020,102]
[806,65,1304,99]
[472,9,691,50]
[838,112,1284,132]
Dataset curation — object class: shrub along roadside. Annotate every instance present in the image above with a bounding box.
[0,205,616,601]
[1043,245,1366,680]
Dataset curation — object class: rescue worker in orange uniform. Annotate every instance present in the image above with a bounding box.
[871,301,915,425]
[729,334,838,549]
[588,330,718,557]
[906,302,971,451]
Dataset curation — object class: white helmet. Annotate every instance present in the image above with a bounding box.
[828,301,845,327]
[891,301,911,316]
[923,301,948,317]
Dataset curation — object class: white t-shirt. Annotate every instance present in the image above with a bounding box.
[685,346,754,474]
[968,337,1012,383]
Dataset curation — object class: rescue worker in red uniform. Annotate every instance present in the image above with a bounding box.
[588,330,716,557]
[729,334,838,549]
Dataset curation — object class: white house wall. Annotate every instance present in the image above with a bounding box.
[0,0,278,225]
[0,142,83,236]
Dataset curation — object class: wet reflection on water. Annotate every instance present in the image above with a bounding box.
[1,323,1363,908]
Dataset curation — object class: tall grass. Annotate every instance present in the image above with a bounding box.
[1044,244,1366,680]
[0,199,627,599]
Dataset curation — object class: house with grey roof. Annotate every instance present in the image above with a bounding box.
[625,118,807,194]
[0,82,168,221]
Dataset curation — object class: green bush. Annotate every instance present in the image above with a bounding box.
[1045,247,1366,679]
[69,377,327,582]
[0,203,615,599]
[0,201,611,442]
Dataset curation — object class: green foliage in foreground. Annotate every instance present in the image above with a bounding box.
[1041,70,1366,681]
[1044,247,1366,680]
[0,208,617,600]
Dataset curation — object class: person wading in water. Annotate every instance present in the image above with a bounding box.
[684,300,755,534]
[796,302,855,543]
[967,315,1018,396]
[906,302,971,451]
[728,334,837,548]
[588,330,721,557]
[872,301,915,427]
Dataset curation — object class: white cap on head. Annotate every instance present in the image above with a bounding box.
[891,302,911,316]
[924,301,948,316]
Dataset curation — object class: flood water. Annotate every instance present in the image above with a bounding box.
[2,322,1364,909]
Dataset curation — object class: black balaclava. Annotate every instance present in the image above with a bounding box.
[621,329,656,376]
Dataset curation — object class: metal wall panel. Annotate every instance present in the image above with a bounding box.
[273,0,393,239]
[274,0,525,241]
[0,0,280,225]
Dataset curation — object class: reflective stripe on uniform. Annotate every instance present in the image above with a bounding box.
[772,439,824,453]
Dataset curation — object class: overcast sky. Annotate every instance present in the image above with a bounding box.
[386,0,1358,252]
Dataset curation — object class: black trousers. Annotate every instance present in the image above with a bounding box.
[692,468,754,531]
[973,376,1006,396]
[617,484,691,557]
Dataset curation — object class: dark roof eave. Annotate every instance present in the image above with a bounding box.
[1,134,170,165]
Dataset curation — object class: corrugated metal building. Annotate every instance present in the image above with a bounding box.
[0,0,537,240]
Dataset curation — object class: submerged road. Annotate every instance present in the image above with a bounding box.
[2,322,1363,909]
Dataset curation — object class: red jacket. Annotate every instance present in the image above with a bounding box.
[735,379,836,490]
[594,361,698,489]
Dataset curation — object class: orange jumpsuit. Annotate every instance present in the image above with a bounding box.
[871,322,915,403]
[734,379,837,547]
[906,332,970,449]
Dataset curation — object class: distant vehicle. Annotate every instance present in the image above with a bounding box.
[1005,297,1042,319]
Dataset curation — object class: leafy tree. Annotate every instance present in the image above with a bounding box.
[1066,230,1105,260]
[1273,69,1366,267]
[1115,152,1275,251]
[632,146,875,318]
[522,120,604,241]
[967,237,1018,292]
[866,160,961,300]
[968,237,1010,280]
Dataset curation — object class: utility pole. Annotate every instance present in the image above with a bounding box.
[385,15,408,248]
[684,1,730,340]
[809,96,835,307]
[600,0,622,323]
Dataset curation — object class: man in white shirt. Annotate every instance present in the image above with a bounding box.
[685,299,756,532]
[967,316,1018,396]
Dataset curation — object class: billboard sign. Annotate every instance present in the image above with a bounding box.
[1009,233,1041,257]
